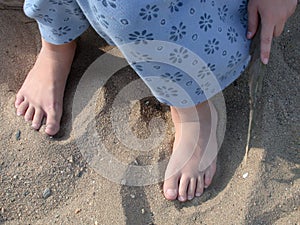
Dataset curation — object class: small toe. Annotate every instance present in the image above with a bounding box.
[15,94,24,108]
[163,176,179,201]
[178,176,189,202]
[24,106,35,121]
[16,101,29,116]
[187,178,196,200]
[31,108,44,130]
[195,175,204,197]
[204,164,216,188]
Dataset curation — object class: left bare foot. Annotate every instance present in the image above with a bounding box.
[163,100,218,202]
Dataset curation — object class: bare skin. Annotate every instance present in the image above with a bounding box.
[247,0,297,64]
[162,0,298,201]
[15,39,76,135]
[164,101,218,201]
[14,0,296,203]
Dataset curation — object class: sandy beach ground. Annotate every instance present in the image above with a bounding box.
[0,3,299,225]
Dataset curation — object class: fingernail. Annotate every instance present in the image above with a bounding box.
[196,192,202,197]
[262,58,269,65]
[188,195,193,200]
[32,124,38,129]
[166,189,177,198]
[247,31,252,39]
[17,112,21,116]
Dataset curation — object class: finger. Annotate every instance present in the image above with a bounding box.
[247,1,259,39]
[260,19,275,64]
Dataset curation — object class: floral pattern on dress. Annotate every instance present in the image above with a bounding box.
[24,0,251,107]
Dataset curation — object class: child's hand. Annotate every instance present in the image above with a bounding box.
[247,0,297,64]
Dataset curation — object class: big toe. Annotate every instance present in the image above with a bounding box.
[45,124,60,136]
[163,176,179,201]
[45,109,62,136]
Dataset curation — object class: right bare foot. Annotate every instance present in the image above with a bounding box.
[15,39,76,135]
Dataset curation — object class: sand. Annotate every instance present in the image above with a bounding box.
[0,3,299,225]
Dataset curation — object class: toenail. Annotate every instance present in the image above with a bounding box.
[178,196,185,202]
[188,196,193,200]
[196,192,202,197]
[166,189,177,198]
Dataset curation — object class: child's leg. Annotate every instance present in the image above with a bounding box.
[15,39,76,135]
[18,0,90,135]
[164,100,218,201]
[76,1,249,201]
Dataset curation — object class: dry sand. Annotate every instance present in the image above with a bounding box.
[0,4,299,225]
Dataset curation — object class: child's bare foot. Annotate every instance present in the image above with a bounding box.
[15,39,76,135]
[164,100,218,202]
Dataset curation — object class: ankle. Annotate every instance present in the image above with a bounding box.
[40,38,76,61]
[171,101,211,123]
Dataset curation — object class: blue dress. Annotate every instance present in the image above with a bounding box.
[23,0,251,108]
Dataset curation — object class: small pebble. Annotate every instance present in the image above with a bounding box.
[141,208,145,214]
[242,172,249,179]
[130,194,135,199]
[121,179,126,185]
[75,208,81,214]
[155,104,162,111]
[43,188,51,199]
[67,155,74,163]
[15,130,21,141]
[76,170,83,177]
